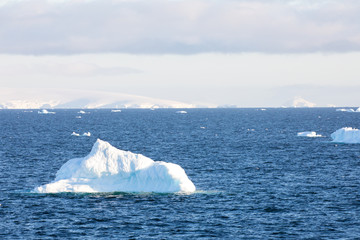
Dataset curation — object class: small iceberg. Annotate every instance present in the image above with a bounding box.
[336,108,356,112]
[176,111,187,114]
[76,116,82,119]
[111,109,122,112]
[34,139,196,193]
[38,109,55,114]
[78,110,89,114]
[297,131,322,137]
[71,132,91,137]
[331,127,360,143]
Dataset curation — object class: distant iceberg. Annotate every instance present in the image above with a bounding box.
[78,110,89,114]
[111,109,122,112]
[297,131,322,137]
[176,111,187,114]
[336,108,355,112]
[71,132,91,137]
[34,139,196,193]
[38,109,55,114]
[331,127,360,143]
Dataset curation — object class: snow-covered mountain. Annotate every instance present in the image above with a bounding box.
[0,88,199,109]
[282,97,316,108]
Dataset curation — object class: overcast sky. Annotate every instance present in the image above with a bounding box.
[1,0,360,107]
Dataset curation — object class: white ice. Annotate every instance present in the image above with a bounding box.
[71,132,91,137]
[111,109,122,112]
[176,111,187,114]
[78,110,88,114]
[34,139,196,193]
[336,108,357,112]
[331,127,360,143]
[297,131,322,137]
[38,109,55,114]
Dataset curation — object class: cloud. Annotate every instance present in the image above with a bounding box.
[1,0,360,54]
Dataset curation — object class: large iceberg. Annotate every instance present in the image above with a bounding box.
[297,131,322,137]
[34,139,196,193]
[331,127,360,143]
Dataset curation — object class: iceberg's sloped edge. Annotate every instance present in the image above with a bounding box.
[34,139,196,193]
[331,127,360,143]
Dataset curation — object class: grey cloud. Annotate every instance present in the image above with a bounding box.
[1,0,360,54]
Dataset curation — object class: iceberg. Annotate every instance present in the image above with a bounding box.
[331,127,360,143]
[38,109,55,114]
[71,132,91,137]
[34,139,196,193]
[297,131,322,137]
[111,109,122,112]
[78,110,88,114]
[335,108,357,112]
[176,111,187,114]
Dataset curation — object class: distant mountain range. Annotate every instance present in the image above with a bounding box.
[0,88,200,109]
[0,88,339,109]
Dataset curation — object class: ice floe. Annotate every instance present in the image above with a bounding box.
[297,131,322,137]
[176,111,187,114]
[111,109,122,112]
[331,127,360,143]
[335,108,360,112]
[78,110,89,114]
[71,132,91,137]
[34,139,196,193]
[38,109,55,114]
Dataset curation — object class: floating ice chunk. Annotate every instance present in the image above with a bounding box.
[76,116,82,119]
[356,107,360,112]
[111,109,122,112]
[297,131,322,137]
[34,139,196,193]
[176,111,187,114]
[331,127,360,143]
[38,109,55,114]
[336,108,355,112]
[72,132,91,137]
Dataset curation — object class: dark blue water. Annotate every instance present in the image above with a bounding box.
[0,108,359,239]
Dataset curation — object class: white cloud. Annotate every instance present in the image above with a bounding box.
[0,0,360,54]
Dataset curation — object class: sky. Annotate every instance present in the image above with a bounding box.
[1,0,360,107]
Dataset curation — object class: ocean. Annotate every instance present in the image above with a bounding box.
[0,108,359,239]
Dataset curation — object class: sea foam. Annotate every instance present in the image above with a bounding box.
[34,139,196,193]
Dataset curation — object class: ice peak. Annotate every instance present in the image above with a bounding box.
[35,140,196,193]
